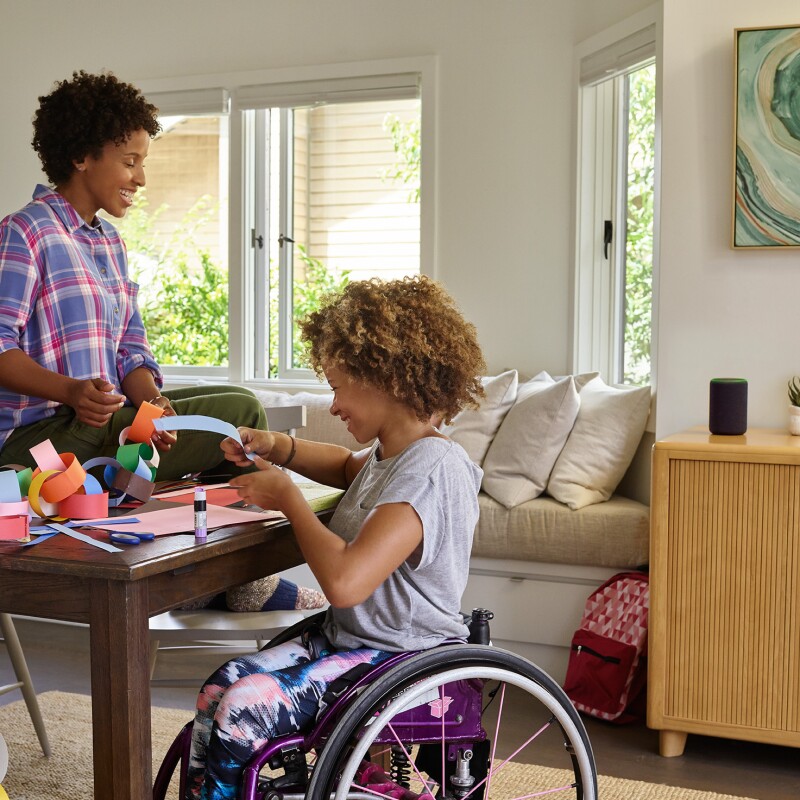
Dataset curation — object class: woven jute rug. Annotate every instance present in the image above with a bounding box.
[0,691,756,800]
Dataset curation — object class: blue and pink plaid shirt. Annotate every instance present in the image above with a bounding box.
[0,185,162,448]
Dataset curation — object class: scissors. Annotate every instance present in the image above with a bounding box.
[108,531,156,546]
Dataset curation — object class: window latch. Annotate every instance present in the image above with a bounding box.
[251,229,264,250]
[278,233,295,249]
[603,220,613,259]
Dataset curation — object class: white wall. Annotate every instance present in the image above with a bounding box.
[657,0,800,437]
[0,0,651,385]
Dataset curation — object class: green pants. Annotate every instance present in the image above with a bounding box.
[0,385,267,483]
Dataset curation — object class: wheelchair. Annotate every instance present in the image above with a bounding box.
[153,609,597,800]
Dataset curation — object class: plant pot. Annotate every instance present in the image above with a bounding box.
[789,406,800,436]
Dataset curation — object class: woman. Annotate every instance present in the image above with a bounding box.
[187,275,486,799]
[0,71,266,481]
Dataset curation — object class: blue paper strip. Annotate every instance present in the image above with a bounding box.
[47,522,123,553]
[153,415,256,460]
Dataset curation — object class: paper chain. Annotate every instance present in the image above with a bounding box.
[0,404,254,543]
[0,401,167,541]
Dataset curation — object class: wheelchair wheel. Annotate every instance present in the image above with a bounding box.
[306,644,597,800]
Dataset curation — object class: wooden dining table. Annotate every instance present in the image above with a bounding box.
[0,511,327,799]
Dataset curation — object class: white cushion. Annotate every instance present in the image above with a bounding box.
[546,376,651,510]
[440,370,518,466]
[481,372,579,508]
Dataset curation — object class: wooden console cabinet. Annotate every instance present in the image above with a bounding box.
[648,428,800,756]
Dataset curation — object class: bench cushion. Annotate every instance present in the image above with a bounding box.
[472,492,649,568]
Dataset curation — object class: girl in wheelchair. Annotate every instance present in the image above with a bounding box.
[188,275,487,800]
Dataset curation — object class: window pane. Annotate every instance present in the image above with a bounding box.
[623,64,655,386]
[119,115,229,368]
[265,98,421,376]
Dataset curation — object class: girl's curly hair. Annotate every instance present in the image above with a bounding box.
[299,276,486,424]
[32,70,161,186]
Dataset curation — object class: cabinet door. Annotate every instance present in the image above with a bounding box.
[650,452,800,746]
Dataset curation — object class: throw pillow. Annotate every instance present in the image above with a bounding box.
[481,372,580,508]
[547,376,651,510]
[440,370,519,466]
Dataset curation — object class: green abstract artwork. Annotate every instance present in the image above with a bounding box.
[734,25,800,248]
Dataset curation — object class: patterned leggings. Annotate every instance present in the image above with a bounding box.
[186,638,391,800]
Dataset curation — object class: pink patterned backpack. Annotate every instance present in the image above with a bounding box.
[562,570,649,723]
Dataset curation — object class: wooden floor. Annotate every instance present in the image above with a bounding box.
[1,617,798,799]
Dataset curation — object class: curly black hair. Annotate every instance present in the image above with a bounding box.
[32,70,161,186]
[299,276,486,425]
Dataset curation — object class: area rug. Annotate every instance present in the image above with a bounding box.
[0,691,756,800]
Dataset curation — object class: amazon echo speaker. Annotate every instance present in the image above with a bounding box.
[709,378,748,435]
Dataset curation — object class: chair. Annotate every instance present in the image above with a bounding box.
[149,404,321,687]
[0,614,50,756]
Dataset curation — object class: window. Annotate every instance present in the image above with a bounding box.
[121,70,423,383]
[574,22,657,387]
[120,89,230,377]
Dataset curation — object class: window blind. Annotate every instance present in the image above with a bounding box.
[233,72,420,110]
[145,87,230,116]
[579,23,656,86]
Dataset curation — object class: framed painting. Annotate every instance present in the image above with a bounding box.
[733,24,800,248]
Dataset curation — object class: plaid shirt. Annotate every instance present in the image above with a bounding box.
[0,185,162,447]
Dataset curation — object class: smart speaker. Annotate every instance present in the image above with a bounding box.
[709,378,748,435]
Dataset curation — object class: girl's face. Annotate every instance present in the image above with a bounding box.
[325,366,385,444]
[70,128,149,223]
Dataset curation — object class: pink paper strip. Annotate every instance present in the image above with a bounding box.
[0,515,29,540]
[30,440,67,472]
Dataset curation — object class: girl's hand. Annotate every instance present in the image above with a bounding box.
[229,456,296,510]
[221,427,275,467]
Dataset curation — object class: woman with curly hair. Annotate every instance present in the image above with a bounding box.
[0,71,266,480]
[182,275,486,799]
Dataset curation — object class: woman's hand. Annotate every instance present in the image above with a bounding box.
[147,396,178,451]
[221,427,276,467]
[66,378,126,427]
[229,456,297,511]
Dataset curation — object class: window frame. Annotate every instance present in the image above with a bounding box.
[136,57,437,389]
[572,10,659,389]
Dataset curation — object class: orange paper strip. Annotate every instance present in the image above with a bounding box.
[128,401,164,444]
[39,453,86,504]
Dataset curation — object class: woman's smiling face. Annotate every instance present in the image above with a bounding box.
[71,128,149,222]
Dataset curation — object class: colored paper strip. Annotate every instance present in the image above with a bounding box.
[152,416,256,460]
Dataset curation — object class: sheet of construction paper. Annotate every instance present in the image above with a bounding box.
[163,487,243,507]
[80,504,284,535]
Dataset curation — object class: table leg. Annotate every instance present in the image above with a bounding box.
[89,578,152,800]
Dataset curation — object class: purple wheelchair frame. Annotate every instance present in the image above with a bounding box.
[152,647,487,800]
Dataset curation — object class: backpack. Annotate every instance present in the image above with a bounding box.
[562,570,649,723]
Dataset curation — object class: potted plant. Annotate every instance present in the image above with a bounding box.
[788,377,800,435]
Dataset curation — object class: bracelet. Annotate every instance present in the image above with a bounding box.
[274,434,297,468]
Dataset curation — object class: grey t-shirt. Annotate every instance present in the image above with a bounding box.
[322,436,482,652]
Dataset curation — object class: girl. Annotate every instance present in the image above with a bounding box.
[189,275,487,799]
